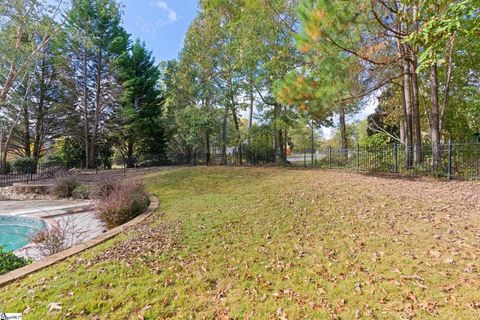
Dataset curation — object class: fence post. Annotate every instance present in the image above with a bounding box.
[304,151,306,168]
[394,142,398,173]
[328,146,332,168]
[193,152,196,166]
[447,139,452,180]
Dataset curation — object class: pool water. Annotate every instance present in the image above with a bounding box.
[0,215,47,251]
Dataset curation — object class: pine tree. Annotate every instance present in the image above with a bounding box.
[117,39,165,167]
[65,0,128,168]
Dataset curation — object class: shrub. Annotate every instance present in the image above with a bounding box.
[11,157,36,174]
[72,185,90,199]
[60,137,83,168]
[0,246,31,275]
[53,177,80,198]
[96,180,150,229]
[30,216,87,257]
[90,178,117,199]
[39,154,64,166]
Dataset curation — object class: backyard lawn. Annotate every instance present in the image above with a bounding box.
[1,167,480,319]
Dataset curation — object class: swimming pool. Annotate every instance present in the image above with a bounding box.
[0,215,47,251]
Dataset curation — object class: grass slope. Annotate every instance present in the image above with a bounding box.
[1,167,480,319]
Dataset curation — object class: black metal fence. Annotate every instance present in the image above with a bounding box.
[287,140,480,180]
[0,161,68,187]
[0,158,160,187]
[169,140,480,180]
[2,140,479,186]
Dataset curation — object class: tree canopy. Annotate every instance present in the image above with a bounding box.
[0,0,478,170]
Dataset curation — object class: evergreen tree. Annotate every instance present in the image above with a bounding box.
[117,39,165,167]
[65,0,128,168]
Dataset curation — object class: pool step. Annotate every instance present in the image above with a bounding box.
[40,205,94,219]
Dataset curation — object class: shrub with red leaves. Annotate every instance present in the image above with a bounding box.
[96,180,150,229]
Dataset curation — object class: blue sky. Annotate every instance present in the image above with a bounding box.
[121,0,198,62]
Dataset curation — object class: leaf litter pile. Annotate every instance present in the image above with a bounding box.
[91,215,182,268]
[1,167,480,319]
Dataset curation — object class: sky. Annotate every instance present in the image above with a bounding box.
[121,0,198,62]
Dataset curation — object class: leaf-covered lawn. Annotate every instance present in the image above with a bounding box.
[1,167,480,319]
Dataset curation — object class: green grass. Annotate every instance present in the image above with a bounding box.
[1,167,479,319]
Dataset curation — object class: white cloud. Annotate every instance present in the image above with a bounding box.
[135,1,178,35]
[152,0,178,25]
[136,16,157,34]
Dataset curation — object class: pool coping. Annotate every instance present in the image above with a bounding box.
[0,194,159,287]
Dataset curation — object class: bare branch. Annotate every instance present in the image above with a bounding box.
[368,117,402,144]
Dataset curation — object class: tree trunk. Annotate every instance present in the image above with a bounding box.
[277,128,285,164]
[126,139,135,168]
[402,60,413,168]
[206,132,210,166]
[1,114,19,173]
[410,57,422,166]
[232,109,242,165]
[90,48,103,169]
[22,89,31,158]
[430,63,441,170]
[273,104,280,162]
[398,12,413,169]
[0,22,24,107]
[400,119,405,146]
[33,58,46,163]
[0,126,5,174]
[249,76,254,129]
[339,106,348,161]
[221,107,228,165]
[439,33,456,135]
[82,45,90,169]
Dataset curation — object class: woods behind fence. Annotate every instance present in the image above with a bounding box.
[173,140,480,181]
[2,140,480,186]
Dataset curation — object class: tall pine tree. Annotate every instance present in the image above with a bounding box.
[117,39,165,167]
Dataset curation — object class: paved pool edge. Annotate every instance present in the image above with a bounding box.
[0,194,159,287]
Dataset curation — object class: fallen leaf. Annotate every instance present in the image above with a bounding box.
[47,302,62,312]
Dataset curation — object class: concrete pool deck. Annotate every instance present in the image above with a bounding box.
[0,199,106,260]
[0,195,159,287]
[0,200,91,217]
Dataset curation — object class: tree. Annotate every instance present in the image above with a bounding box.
[64,0,128,168]
[275,0,364,158]
[0,0,65,108]
[407,0,480,169]
[13,34,69,163]
[116,39,165,167]
[237,0,302,163]
[0,0,66,172]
